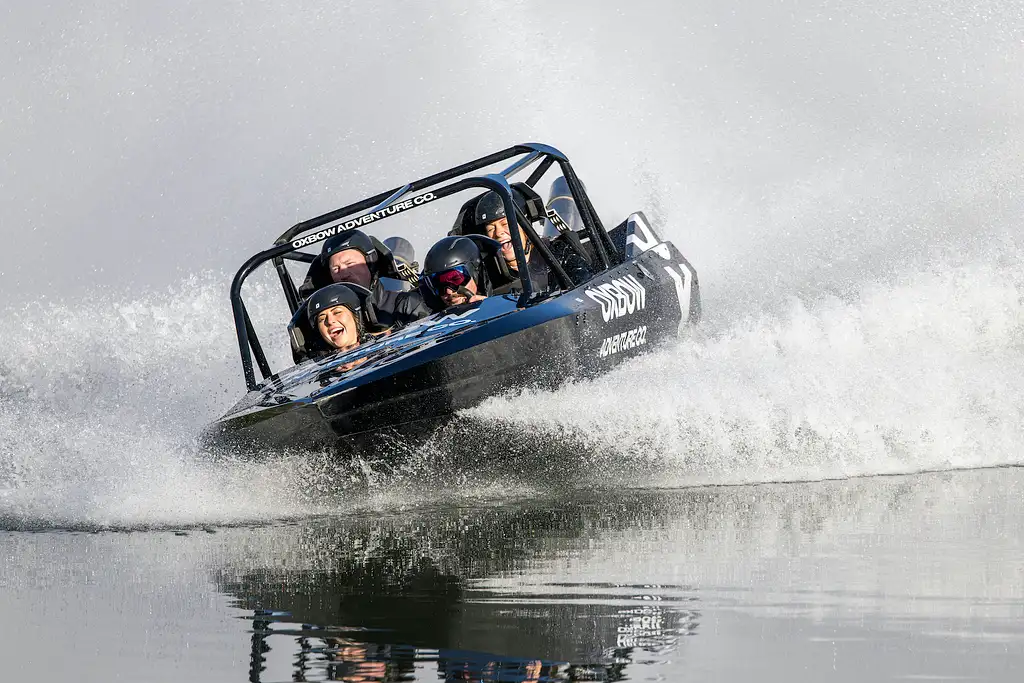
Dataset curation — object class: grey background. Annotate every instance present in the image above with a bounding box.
[3,0,1021,316]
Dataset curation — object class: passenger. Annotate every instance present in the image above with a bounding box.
[306,283,370,354]
[470,191,551,292]
[313,229,430,326]
[421,236,489,310]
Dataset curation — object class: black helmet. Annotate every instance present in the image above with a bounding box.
[473,191,507,228]
[305,282,370,330]
[471,190,532,231]
[423,236,482,276]
[322,229,378,266]
[422,236,485,295]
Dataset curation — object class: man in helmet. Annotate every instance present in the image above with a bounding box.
[421,236,490,310]
[303,229,431,327]
[469,191,550,293]
[321,230,378,290]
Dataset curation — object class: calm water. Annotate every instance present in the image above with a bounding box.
[3,466,1022,682]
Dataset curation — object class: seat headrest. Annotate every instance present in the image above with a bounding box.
[509,182,546,225]
[382,236,416,268]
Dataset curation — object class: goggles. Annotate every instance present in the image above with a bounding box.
[425,265,473,295]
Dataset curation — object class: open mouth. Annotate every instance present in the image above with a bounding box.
[328,323,347,341]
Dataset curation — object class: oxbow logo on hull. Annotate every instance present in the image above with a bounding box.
[585,275,647,322]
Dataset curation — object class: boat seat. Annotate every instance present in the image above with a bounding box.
[546,231,595,285]
[287,304,328,364]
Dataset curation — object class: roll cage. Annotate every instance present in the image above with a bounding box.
[230,142,622,391]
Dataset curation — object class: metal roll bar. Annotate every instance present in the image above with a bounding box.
[230,143,615,391]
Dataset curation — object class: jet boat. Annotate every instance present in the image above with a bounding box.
[201,143,700,459]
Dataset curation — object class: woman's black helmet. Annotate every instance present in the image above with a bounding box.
[470,191,531,233]
[305,282,371,331]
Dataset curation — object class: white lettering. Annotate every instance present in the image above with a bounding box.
[584,275,647,322]
[292,225,342,249]
[624,213,658,258]
[598,325,648,358]
[288,192,437,250]
[425,306,479,332]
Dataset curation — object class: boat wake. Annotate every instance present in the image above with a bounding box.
[3,237,1021,530]
[469,237,1024,487]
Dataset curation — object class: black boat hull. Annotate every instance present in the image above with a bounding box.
[202,237,699,461]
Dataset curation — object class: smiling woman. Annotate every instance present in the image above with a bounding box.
[305,283,371,354]
[316,305,360,351]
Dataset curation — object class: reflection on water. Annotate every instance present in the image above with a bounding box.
[244,603,684,682]
[248,619,557,682]
[211,468,1024,682]
[3,468,1024,681]
[222,502,697,681]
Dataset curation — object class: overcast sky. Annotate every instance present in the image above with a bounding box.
[2,0,1021,311]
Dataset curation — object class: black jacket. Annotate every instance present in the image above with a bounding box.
[518,256,550,293]
[373,283,431,327]
[493,256,551,297]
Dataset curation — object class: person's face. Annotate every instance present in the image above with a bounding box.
[439,273,479,308]
[484,217,529,269]
[316,305,360,350]
[328,249,372,288]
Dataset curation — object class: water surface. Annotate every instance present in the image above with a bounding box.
[3,467,1022,681]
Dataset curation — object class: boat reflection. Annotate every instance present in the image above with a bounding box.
[246,605,680,682]
[217,470,1022,681]
[219,499,696,682]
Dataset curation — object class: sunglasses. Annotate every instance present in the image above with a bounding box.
[425,265,473,294]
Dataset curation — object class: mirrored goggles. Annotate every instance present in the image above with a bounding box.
[426,265,473,294]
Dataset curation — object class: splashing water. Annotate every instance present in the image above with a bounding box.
[0,273,335,530]
[2,0,1023,529]
[469,239,1024,486]
[2,237,1023,528]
